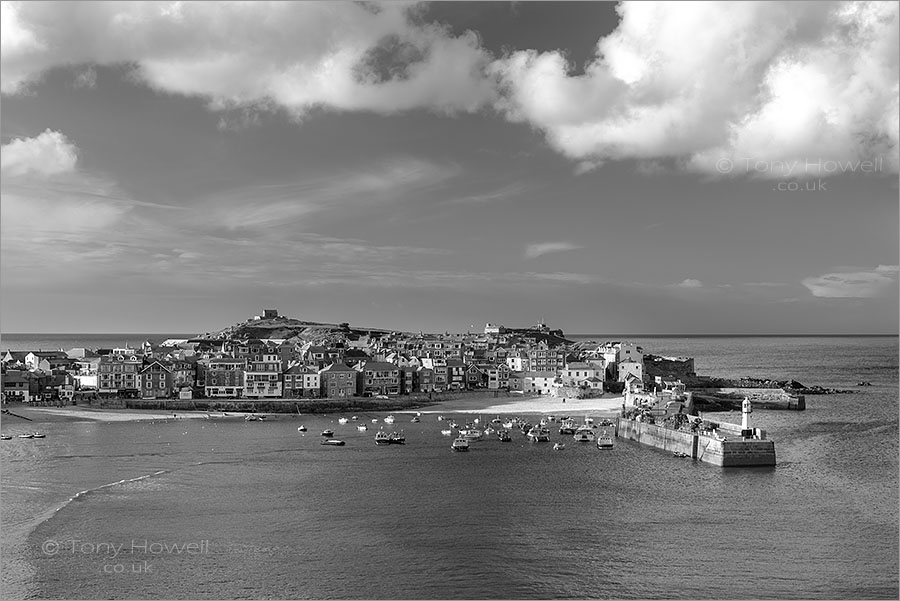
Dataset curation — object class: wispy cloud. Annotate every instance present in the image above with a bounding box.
[446,182,531,204]
[524,241,581,259]
[802,265,900,298]
[205,157,459,230]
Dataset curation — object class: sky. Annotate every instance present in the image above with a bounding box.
[1,0,898,335]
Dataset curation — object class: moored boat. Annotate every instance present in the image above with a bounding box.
[574,426,596,443]
[451,437,470,452]
[357,424,368,431]
[338,417,349,424]
[558,420,577,435]
[596,432,614,449]
[526,425,551,442]
[375,430,391,445]
[440,429,453,436]
[17,433,33,439]
[297,425,307,432]
[321,439,346,446]
[321,429,334,437]
[1,435,13,440]
[383,415,395,424]
[31,432,45,439]
[498,429,512,442]
[553,442,565,451]
[388,431,406,445]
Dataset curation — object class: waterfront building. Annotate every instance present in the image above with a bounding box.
[523,371,557,395]
[204,358,246,398]
[446,359,466,390]
[1,370,33,402]
[618,359,643,383]
[319,362,357,398]
[400,366,417,394]
[416,366,435,393]
[419,358,447,391]
[98,353,142,397]
[282,364,305,398]
[561,362,604,385]
[138,359,174,399]
[243,348,282,398]
[354,360,400,397]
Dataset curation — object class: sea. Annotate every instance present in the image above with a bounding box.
[1,334,897,600]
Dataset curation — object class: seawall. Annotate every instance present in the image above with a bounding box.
[615,417,775,467]
[691,388,804,411]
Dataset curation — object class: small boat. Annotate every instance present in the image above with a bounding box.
[372,418,379,423]
[357,424,368,432]
[1,435,12,440]
[351,415,359,420]
[321,439,346,446]
[321,429,335,437]
[596,433,614,449]
[483,426,495,436]
[574,426,596,443]
[388,432,406,445]
[31,433,46,439]
[375,430,391,445]
[502,420,515,429]
[449,421,459,429]
[338,417,349,424]
[553,443,565,451]
[498,429,511,442]
[383,415,395,424]
[526,426,551,442]
[672,451,689,458]
[297,425,307,432]
[245,414,263,421]
[441,429,453,436]
[558,420,577,435]
[410,416,420,423]
[437,415,445,421]
[17,433,33,439]
[451,437,470,452]
[462,429,483,442]
[491,417,502,424]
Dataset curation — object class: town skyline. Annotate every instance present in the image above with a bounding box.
[2,1,898,335]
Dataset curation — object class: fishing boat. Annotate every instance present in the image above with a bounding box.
[498,429,512,442]
[461,429,483,441]
[526,425,551,442]
[321,439,346,446]
[321,429,334,437]
[596,432,614,449]
[558,420,577,435]
[374,430,391,445]
[297,425,307,432]
[357,424,368,432]
[388,432,406,445]
[451,437,470,452]
[338,417,349,424]
[573,426,596,443]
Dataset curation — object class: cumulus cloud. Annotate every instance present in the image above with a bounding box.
[1,129,78,176]
[491,1,899,177]
[1,1,496,115]
[677,279,704,288]
[525,242,581,259]
[802,265,899,298]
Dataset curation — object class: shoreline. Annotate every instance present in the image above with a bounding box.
[0,394,625,425]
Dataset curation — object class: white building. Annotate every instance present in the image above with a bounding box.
[618,359,643,383]
[243,350,282,398]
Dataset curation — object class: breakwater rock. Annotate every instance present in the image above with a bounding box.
[690,376,854,395]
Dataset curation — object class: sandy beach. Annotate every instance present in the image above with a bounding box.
[1,393,624,425]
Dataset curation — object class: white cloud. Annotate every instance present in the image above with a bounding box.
[524,242,581,259]
[1,129,78,176]
[1,1,496,115]
[802,265,899,298]
[677,279,703,288]
[490,1,899,177]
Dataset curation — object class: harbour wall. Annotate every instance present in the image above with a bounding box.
[691,388,804,410]
[615,418,775,467]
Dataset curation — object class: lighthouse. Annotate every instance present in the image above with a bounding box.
[741,397,753,437]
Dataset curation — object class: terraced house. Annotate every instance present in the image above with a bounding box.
[139,359,174,399]
[98,353,141,397]
[354,360,400,396]
[204,358,246,398]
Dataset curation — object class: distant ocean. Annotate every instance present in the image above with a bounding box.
[2,335,897,599]
[1,334,198,352]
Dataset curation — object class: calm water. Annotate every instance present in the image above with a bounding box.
[1,336,897,599]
